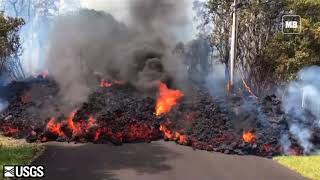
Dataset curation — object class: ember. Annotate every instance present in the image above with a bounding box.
[155,83,184,116]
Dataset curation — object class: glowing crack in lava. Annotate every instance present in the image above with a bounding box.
[155,83,184,116]
[159,124,188,145]
[243,131,256,143]
[46,111,96,138]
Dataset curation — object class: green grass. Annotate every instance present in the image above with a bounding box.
[275,156,320,180]
[0,136,43,180]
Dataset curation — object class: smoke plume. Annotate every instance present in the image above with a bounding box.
[282,66,320,153]
[0,99,8,112]
[46,0,189,107]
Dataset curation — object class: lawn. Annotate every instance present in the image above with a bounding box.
[0,136,43,179]
[275,156,320,180]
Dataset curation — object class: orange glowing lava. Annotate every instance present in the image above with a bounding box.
[2,126,19,136]
[46,118,65,137]
[46,112,96,139]
[159,124,188,145]
[100,80,112,88]
[155,83,184,116]
[242,131,256,143]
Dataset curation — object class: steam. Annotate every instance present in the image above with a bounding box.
[46,0,189,107]
[282,66,320,153]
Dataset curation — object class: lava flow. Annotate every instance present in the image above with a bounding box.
[100,80,113,88]
[243,131,256,143]
[46,111,97,139]
[155,83,184,116]
[159,124,188,145]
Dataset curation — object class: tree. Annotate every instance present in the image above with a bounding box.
[193,0,233,83]
[264,0,320,82]
[194,0,320,95]
[0,13,25,79]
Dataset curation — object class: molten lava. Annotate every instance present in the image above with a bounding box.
[155,83,184,116]
[1,126,19,136]
[243,131,256,143]
[46,112,97,139]
[46,118,65,137]
[159,124,188,145]
[100,80,113,88]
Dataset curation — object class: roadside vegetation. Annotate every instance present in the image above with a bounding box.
[275,156,320,180]
[0,135,43,179]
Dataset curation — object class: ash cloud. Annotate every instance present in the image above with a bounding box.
[46,0,189,108]
[282,66,320,153]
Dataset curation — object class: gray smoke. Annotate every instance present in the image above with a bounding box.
[282,66,320,153]
[46,0,189,108]
[0,98,8,113]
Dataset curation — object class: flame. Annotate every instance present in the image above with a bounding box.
[155,83,184,116]
[243,131,256,143]
[159,124,188,144]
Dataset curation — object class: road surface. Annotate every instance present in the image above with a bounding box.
[32,141,306,180]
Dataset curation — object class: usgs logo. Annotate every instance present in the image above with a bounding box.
[3,165,45,178]
[282,15,301,34]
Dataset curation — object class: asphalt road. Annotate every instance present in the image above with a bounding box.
[32,141,307,180]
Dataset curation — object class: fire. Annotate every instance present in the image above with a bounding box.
[155,83,184,116]
[242,131,256,143]
[100,80,112,88]
[159,124,188,145]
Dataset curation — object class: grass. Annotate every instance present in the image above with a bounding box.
[275,156,320,180]
[0,136,44,179]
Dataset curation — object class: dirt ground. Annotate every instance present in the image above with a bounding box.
[32,141,307,180]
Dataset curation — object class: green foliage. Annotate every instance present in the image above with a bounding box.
[0,12,24,73]
[264,0,320,81]
[195,0,320,89]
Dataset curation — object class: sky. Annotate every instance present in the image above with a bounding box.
[79,0,197,42]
